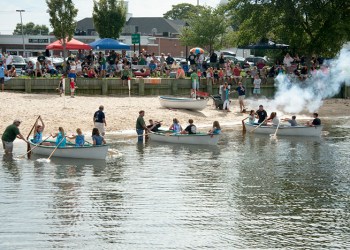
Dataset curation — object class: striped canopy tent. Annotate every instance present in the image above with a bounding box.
[46,38,92,50]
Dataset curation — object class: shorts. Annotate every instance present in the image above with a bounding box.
[7,65,12,71]
[0,77,4,84]
[2,140,13,153]
[94,122,105,135]
[253,88,261,94]
[239,95,245,100]
[101,64,106,70]
[121,75,128,80]
[192,80,199,90]
[70,88,75,93]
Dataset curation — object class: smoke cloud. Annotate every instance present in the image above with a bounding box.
[270,49,350,114]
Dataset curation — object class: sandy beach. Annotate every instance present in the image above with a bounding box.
[1,92,349,137]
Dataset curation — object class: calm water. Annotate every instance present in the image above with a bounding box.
[1,119,350,249]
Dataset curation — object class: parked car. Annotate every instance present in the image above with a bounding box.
[245,56,269,66]
[12,56,27,75]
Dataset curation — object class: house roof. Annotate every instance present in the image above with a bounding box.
[76,17,185,36]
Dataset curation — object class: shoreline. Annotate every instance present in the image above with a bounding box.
[1,92,349,138]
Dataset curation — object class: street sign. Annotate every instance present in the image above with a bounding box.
[131,33,140,44]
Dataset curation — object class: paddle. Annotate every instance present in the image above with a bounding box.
[47,136,66,160]
[26,115,41,157]
[270,121,281,139]
[241,117,249,133]
[250,118,267,133]
[19,135,52,158]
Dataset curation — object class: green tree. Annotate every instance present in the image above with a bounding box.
[13,22,49,35]
[225,0,350,57]
[92,0,127,39]
[46,0,78,71]
[179,6,228,53]
[163,3,203,20]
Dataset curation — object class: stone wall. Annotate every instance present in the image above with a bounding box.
[4,77,349,98]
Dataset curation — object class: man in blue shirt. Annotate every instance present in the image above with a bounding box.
[0,61,5,92]
[93,105,107,136]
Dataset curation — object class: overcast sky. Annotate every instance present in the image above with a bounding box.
[0,0,220,35]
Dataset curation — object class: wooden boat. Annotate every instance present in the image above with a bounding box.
[28,140,109,160]
[148,131,220,145]
[159,96,208,111]
[245,123,323,137]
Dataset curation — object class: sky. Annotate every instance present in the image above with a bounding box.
[0,0,221,35]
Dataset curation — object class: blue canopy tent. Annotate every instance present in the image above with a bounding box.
[89,38,131,50]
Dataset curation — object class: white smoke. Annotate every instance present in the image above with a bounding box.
[270,48,350,114]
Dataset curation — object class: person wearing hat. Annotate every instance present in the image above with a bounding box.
[2,119,27,154]
[93,105,107,136]
[0,60,5,92]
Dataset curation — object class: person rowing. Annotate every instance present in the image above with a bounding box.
[169,118,182,133]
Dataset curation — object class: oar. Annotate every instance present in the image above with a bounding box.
[26,115,41,156]
[250,119,267,133]
[47,136,66,160]
[242,117,249,133]
[19,135,52,158]
[270,121,281,138]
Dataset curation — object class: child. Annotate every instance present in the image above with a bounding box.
[190,69,199,98]
[169,118,182,133]
[92,128,106,146]
[206,67,213,85]
[222,83,231,112]
[70,78,76,98]
[248,110,255,124]
[57,76,64,97]
[68,128,85,147]
[218,68,224,85]
[208,121,221,134]
[32,116,45,144]
[0,61,5,92]
[51,127,66,148]
[213,67,219,85]
[253,74,261,98]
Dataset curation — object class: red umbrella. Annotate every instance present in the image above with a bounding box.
[46,38,92,50]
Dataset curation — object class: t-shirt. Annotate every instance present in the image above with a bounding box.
[56,132,66,148]
[147,123,161,132]
[1,124,20,142]
[37,55,46,64]
[210,53,218,63]
[136,116,145,130]
[75,134,85,146]
[92,135,104,145]
[188,54,196,65]
[185,124,196,134]
[32,131,43,144]
[0,66,5,78]
[212,128,221,134]
[256,109,268,123]
[288,119,298,126]
[312,118,321,125]
[5,55,13,65]
[108,54,116,65]
[254,79,261,89]
[191,72,199,82]
[236,86,245,96]
[94,110,105,123]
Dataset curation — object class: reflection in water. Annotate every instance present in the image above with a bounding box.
[0,120,349,249]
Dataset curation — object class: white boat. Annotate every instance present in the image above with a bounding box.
[149,132,220,145]
[159,96,208,111]
[245,123,323,137]
[28,140,109,160]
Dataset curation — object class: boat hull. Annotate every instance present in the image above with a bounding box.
[159,96,208,111]
[29,141,109,160]
[149,132,220,145]
[245,123,323,137]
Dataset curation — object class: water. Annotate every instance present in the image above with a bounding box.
[1,119,350,249]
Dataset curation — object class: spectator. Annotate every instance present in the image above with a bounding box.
[283,53,294,73]
[176,66,185,79]
[209,50,218,68]
[188,51,196,71]
[5,53,13,71]
[166,53,174,65]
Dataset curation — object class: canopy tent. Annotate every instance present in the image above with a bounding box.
[46,38,92,50]
[89,38,131,50]
[238,40,289,50]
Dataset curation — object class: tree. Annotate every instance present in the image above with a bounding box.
[46,0,78,71]
[13,22,49,35]
[92,0,127,39]
[163,3,204,20]
[225,0,350,58]
[179,6,228,53]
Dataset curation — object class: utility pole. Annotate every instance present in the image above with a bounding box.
[16,10,26,57]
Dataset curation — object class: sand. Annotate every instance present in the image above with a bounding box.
[1,92,349,137]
